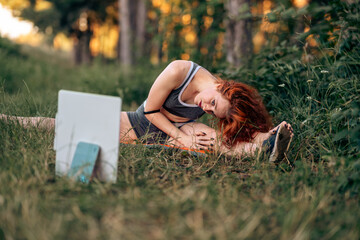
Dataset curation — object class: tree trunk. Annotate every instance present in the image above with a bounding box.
[135,0,146,61]
[119,0,132,65]
[81,30,92,64]
[225,11,235,64]
[225,0,253,67]
[73,36,82,65]
[290,16,305,47]
[72,31,91,65]
[73,11,92,65]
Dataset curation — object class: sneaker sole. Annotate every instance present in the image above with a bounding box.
[269,124,293,163]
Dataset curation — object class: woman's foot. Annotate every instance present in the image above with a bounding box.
[263,121,294,163]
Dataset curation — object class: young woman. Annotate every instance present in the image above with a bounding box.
[120,60,293,159]
[1,60,294,160]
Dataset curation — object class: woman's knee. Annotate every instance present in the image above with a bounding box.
[120,112,137,142]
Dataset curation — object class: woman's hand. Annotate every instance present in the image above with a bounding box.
[194,131,215,150]
[176,131,215,150]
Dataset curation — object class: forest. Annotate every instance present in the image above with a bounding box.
[4,0,354,66]
[0,0,359,239]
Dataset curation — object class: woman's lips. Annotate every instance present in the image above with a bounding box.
[198,100,202,108]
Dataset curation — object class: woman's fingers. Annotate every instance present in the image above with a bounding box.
[198,143,214,151]
[194,132,214,143]
[197,137,215,143]
[196,137,213,141]
[192,135,214,144]
[187,132,216,150]
[195,131,207,137]
[197,141,212,147]
[195,142,215,151]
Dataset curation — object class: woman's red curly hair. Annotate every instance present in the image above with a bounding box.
[217,79,273,147]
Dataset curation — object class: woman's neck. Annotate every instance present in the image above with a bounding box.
[193,71,218,93]
[181,68,218,104]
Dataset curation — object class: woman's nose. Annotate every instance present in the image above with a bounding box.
[203,103,210,110]
[203,103,213,112]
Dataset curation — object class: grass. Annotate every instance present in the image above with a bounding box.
[0,38,359,239]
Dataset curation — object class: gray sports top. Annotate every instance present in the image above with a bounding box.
[162,61,205,119]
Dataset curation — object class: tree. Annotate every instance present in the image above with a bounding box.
[72,10,92,64]
[135,0,146,61]
[117,0,148,65]
[20,0,114,65]
[118,0,131,65]
[225,0,253,67]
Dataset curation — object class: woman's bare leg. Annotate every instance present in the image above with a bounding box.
[0,112,139,143]
[119,112,137,143]
[1,112,293,157]
[174,121,294,158]
[0,114,55,131]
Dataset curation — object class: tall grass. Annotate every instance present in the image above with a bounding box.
[0,36,359,239]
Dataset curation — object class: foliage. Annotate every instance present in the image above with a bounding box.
[160,0,225,65]
[0,35,23,57]
[265,0,359,50]
[219,0,360,158]
[0,36,29,93]
[20,0,114,37]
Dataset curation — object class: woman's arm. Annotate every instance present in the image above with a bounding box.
[144,60,205,148]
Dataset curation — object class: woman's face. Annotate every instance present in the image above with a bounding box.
[195,87,231,119]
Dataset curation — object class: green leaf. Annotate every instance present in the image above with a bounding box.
[333,129,349,142]
[267,12,277,23]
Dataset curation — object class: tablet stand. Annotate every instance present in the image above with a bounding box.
[67,142,100,183]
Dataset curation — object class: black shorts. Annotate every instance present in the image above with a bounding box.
[127,102,194,144]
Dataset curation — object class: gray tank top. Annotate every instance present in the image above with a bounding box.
[162,61,205,120]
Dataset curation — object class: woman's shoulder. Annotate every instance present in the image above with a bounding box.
[167,60,192,72]
[161,60,192,85]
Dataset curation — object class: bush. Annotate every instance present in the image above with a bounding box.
[217,0,360,163]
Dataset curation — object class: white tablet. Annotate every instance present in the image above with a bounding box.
[54,90,121,183]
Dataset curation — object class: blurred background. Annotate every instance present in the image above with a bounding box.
[0,0,342,67]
